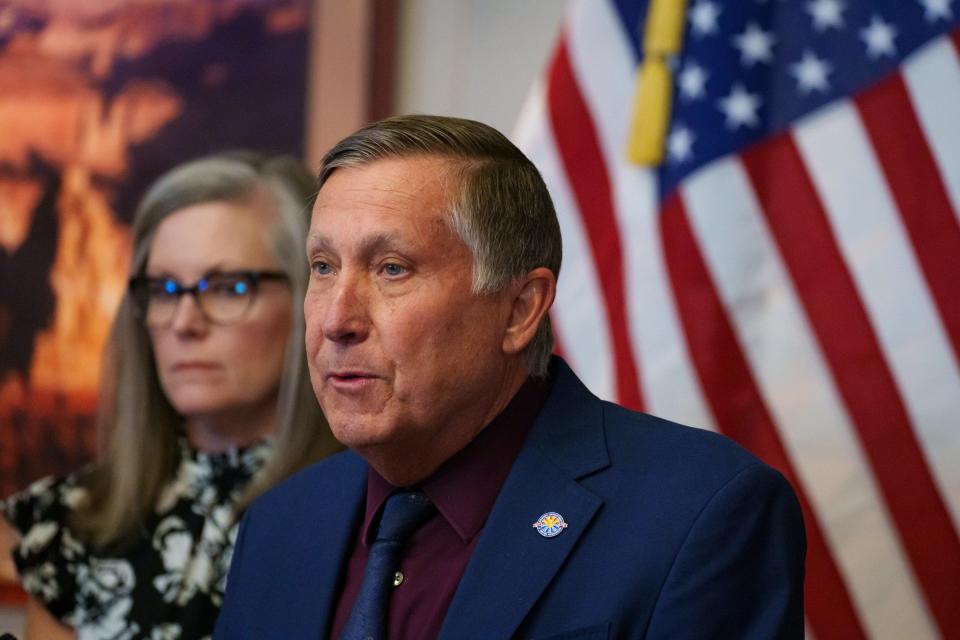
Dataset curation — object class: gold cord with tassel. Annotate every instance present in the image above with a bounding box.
[626,0,689,165]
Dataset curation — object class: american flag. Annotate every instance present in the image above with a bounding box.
[513,1,960,638]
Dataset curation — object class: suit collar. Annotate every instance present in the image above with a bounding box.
[524,357,611,480]
[439,357,609,639]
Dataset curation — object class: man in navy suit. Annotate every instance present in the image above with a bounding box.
[215,115,805,639]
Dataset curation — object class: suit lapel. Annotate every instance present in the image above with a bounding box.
[303,453,368,636]
[439,360,609,639]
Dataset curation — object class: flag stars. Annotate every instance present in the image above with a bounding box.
[919,0,953,22]
[733,22,776,66]
[807,0,846,31]
[791,50,833,94]
[860,15,897,59]
[678,61,708,100]
[667,124,695,163]
[689,1,722,37]
[718,84,762,129]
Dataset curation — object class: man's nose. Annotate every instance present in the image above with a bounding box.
[320,276,370,345]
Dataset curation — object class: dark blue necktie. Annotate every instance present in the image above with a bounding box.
[339,489,436,640]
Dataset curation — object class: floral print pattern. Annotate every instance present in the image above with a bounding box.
[2,438,270,640]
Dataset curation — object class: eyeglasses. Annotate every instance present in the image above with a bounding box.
[129,270,288,327]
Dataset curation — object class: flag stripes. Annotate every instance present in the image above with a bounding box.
[904,36,960,222]
[514,1,960,637]
[547,40,644,410]
[676,154,925,637]
[563,0,715,428]
[680,155,935,639]
[798,98,960,537]
[515,85,616,400]
[660,192,866,639]
[743,133,956,637]
[858,74,960,368]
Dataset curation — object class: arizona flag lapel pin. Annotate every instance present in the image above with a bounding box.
[532,511,568,538]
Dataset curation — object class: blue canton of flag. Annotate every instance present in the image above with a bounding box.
[606,0,960,193]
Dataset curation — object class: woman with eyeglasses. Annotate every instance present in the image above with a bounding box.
[0,152,341,640]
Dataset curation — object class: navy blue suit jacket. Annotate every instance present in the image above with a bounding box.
[216,358,805,639]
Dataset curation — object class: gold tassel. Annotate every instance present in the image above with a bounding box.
[626,0,689,166]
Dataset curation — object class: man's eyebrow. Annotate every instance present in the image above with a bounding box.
[358,232,406,256]
[306,233,332,255]
[306,232,407,257]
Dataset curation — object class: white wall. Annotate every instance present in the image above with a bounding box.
[396,0,569,136]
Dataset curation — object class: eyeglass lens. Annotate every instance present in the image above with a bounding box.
[140,274,255,326]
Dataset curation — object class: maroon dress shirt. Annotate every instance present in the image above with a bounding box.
[328,377,551,640]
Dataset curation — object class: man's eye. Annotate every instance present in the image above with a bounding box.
[312,261,333,276]
[382,263,407,277]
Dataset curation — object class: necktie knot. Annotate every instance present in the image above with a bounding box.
[375,489,436,544]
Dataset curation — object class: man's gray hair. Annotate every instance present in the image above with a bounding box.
[317,115,562,377]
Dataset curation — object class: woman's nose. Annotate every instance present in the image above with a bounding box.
[168,293,211,335]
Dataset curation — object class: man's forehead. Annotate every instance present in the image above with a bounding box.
[320,155,456,195]
[308,208,453,244]
[308,187,458,254]
[311,157,458,229]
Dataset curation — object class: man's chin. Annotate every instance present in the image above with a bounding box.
[327,417,396,451]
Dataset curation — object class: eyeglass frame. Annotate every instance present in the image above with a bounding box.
[128,270,288,327]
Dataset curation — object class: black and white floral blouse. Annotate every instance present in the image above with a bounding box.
[2,438,271,640]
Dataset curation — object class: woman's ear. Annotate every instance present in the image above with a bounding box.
[502,267,557,356]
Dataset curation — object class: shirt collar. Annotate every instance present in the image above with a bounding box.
[361,375,551,546]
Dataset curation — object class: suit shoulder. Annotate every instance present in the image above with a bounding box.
[547,360,767,483]
[247,449,365,520]
[599,401,782,492]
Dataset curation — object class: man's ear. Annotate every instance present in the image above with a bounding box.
[502,267,557,356]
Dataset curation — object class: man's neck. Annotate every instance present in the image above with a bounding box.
[360,365,530,486]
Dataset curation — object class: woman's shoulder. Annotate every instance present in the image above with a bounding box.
[3,471,89,539]
[2,470,93,624]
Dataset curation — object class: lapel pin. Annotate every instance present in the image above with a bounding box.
[532,511,568,538]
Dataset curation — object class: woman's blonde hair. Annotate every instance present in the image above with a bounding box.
[74,151,340,548]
